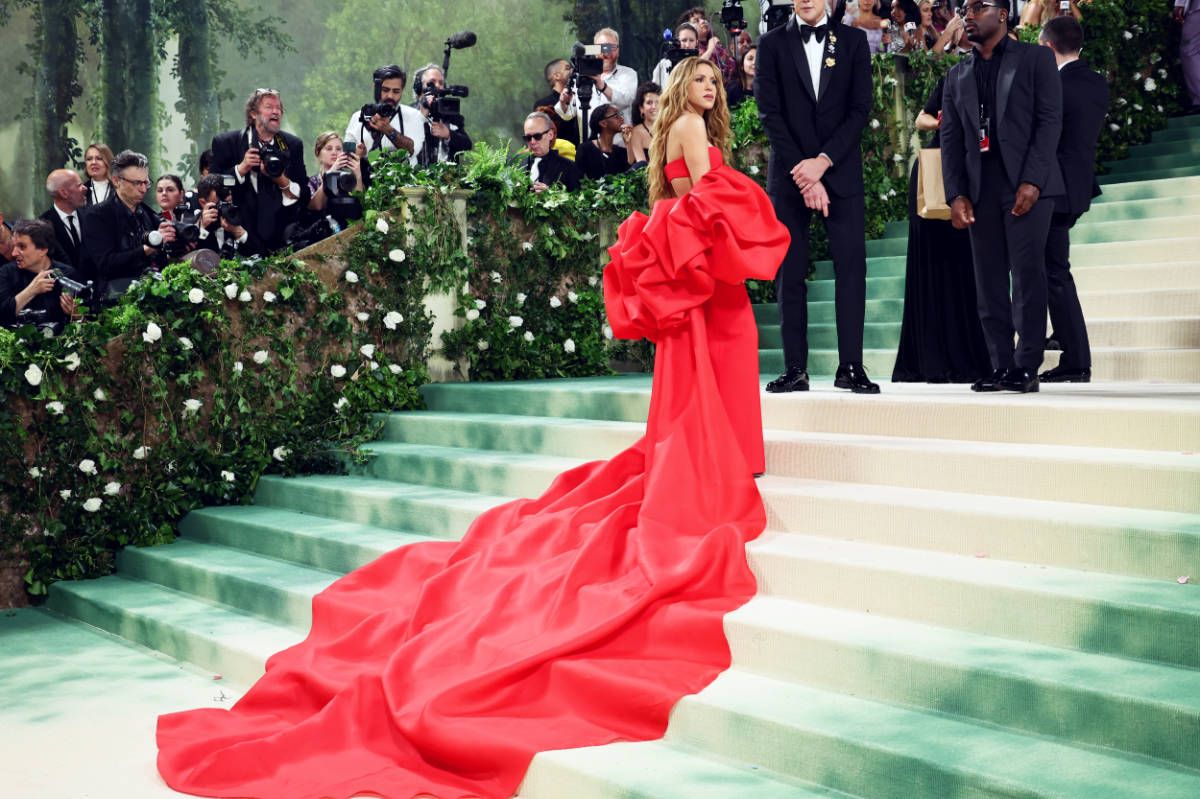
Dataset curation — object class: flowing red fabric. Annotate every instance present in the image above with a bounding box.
[156,150,789,799]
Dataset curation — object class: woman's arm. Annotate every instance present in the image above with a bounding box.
[628,126,650,164]
[670,114,713,192]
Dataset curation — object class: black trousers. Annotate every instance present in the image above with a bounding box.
[967,156,1053,371]
[772,187,867,371]
[1045,212,1091,369]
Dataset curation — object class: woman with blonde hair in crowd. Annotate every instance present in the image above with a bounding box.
[82,142,115,206]
[307,131,365,213]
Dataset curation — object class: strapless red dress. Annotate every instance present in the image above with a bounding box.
[156,145,790,799]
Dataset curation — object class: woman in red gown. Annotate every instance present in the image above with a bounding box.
[157,57,789,799]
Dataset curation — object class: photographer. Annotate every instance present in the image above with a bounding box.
[80,150,176,298]
[523,112,581,192]
[534,59,582,146]
[558,29,639,133]
[681,7,735,81]
[412,63,473,167]
[308,132,366,213]
[344,65,425,165]
[39,168,89,270]
[652,23,700,88]
[195,174,261,258]
[1,220,84,330]
[210,88,308,254]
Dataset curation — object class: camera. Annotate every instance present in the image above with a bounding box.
[359,102,398,128]
[14,307,63,337]
[256,141,287,178]
[1058,0,1070,11]
[423,84,469,128]
[571,42,610,79]
[761,0,794,32]
[661,32,700,73]
[171,203,203,245]
[721,0,747,35]
[217,200,240,227]
[323,141,358,200]
[50,268,95,304]
[905,21,917,32]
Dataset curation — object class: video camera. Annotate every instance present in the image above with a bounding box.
[569,41,615,111]
[721,0,748,35]
[424,84,469,128]
[660,31,700,74]
[50,268,95,305]
[762,0,794,31]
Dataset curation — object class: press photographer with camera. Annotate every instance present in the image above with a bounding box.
[412,63,474,167]
[345,65,425,165]
[80,150,176,298]
[1,219,87,331]
[535,59,583,146]
[39,168,89,270]
[652,23,701,88]
[557,29,639,136]
[681,6,735,80]
[195,173,260,258]
[308,132,366,213]
[210,88,308,254]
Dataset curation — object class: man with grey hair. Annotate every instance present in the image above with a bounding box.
[412,62,473,166]
[556,27,639,136]
[39,168,89,269]
[522,111,580,192]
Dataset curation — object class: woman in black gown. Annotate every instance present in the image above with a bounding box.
[892,77,991,383]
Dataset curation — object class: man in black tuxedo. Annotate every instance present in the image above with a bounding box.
[942,0,1064,393]
[39,169,89,270]
[210,88,308,253]
[1037,16,1109,384]
[193,174,262,259]
[522,112,582,192]
[756,0,878,394]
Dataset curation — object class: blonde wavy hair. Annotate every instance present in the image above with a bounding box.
[647,56,731,204]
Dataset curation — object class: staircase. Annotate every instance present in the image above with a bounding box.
[758,113,1200,382]
[35,115,1200,799]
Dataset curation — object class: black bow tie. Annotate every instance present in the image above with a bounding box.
[801,23,827,44]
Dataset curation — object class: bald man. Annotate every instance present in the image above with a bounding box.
[39,168,89,271]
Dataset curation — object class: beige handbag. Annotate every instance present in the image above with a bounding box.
[916,148,952,220]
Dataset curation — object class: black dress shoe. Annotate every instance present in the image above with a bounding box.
[1039,365,1091,383]
[971,368,1006,392]
[834,362,881,394]
[998,367,1039,393]
[766,367,810,393]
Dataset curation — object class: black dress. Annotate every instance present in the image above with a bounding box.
[891,78,991,383]
[576,140,629,181]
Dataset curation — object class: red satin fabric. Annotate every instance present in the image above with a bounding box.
[156,152,789,799]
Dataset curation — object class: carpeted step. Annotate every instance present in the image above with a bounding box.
[1128,137,1200,158]
[1099,166,1200,185]
[1073,261,1200,291]
[378,411,644,456]
[116,539,340,629]
[1043,347,1200,382]
[864,236,906,258]
[421,375,652,423]
[668,670,1200,799]
[1089,174,1200,202]
[46,575,301,685]
[757,320,900,350]
[1079,287,1200,317]
[752,300,904,326]
[726,596,1200,770]
[747,532,1200,668]
[869,213,1200,253]
[1076,194,1200,224]
[180,505,436,574]
[757,475,1200,581]
[805,276,905,303]
[757,348,897,379]
[1167,114,1200,129]
[1148,125,1200,143]
[813,255,905,280]
[518,739,855,799]
[1104,151,1200,174]
[1081,316,1200,348]
[351,442,579,498]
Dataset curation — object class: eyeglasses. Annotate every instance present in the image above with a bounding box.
[119,176,151,188]
[523,129,552,143]
[963,1,1003,15]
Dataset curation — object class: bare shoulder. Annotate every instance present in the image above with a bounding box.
[670,113,707,140]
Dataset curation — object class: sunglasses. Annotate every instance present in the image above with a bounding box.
[963,1,1004,14]
[523,129,552,143]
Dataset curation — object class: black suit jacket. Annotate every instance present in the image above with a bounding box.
[942,40,1066,205]
[1055,59,1109,217]
[524,150,582,192]
[0,260,82,327]
[210,128,309,252]
[39,206,85,269]
[79,195,162,292]
[754,17,872,199]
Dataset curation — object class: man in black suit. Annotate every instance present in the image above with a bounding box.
[1037,16,1109,384]
[522,112,582,192]
[210,88,308,253]
[756,0,878,394]
[194,174,262,259]
[942,0,1064,393]
[39,169,89,270]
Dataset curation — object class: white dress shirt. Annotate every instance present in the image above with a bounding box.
[801,14,830,101]
[54,204,83,245]
[344,105,426,166]
[234,129,299,207]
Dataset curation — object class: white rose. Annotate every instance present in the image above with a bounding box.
[334,396,350,411]
[523,330,534,343]
[521,242,534,252]
[466,308,480,321]
[388,248,406,263]
[893,153,904,162]
[477,339,490,351]
[79,459,97,475]
[563,338,576,354]
[1133,72,1141,81]
[490,271,502,283]
[462,281,471,294]
[82,497,102,512]
[133,446,148,460]
[28,467,42,478]
[272,446,291,462]
[749,164,761,176]
[63,352,81,371]
[238,289,252,303]
[47,400,64,415]
[179,336,194,351]
[383,311,403,329]
[1144,78,1157,92]
[388,364,403,374]
[104,481,121,496]
[587,276,598,287]
[224,283,239,299]
[516,292,527,305]
[375,217,389,234]
[93,388,106,401]
[263,291,276,303]
[233,361,244,374]
[549,296,562,309]
[475,299,486,310]
[183,398,202,415]
[1123,30,1133,39]
[221,470,236,482]
[356,312,370,322]
[370,360,379,370]
[1110,123,1120,131]
[344,270,359,283]
[24,363,42,386]
[330,364,347,378]
[508,315,524,328]
[59,489,72,500]
[253,350,269,364]
[567,291,578,304]
[870,119,880,130]
[360,344,376,358]
[603,325,613,340]
[142,322,162,343]
[188,287,205,304]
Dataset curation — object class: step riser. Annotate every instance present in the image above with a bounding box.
[747,548,1200,668]
[1043,348,1200,383]
[46,584,273,685]
[1080,318,1200,349]
[1104,153,1200,174]
[350,449,565,499]
[757,324,899,350]
[879,215,1200,247]
[724,613,1200,771]
[421,384,650,423]
[1128,140,1200,158]
[753,300,906,326]
[1101,168,1200,185]
[1081,289,1200,317]
[758,349,897,379]
[1074,263,1200,292]
[378,415,642,459]
[1079,196,1200,224]
[1071,238,1200,267]
[1091,174,1200,201]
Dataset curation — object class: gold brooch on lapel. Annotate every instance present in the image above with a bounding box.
[825,57,836,68]
[829,32,837,43]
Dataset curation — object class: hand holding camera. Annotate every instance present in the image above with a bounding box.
[238,147,262,177]
[22,269,57,299]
